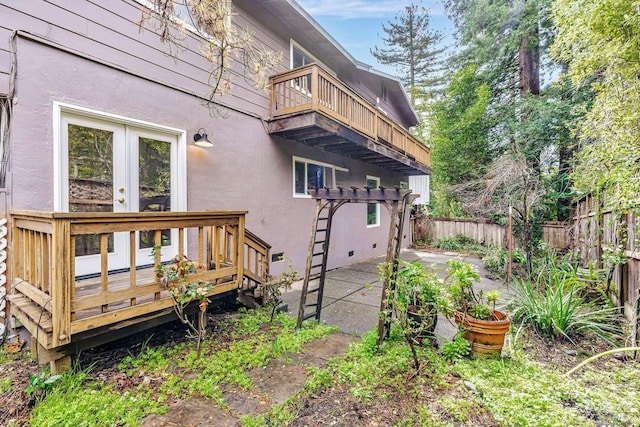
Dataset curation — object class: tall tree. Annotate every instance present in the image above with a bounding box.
[371,3,445,106]
[430,65,492,187]
[552,0,640,213]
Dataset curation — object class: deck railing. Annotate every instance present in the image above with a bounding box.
[269,63,431,168]
[9,210,269,351]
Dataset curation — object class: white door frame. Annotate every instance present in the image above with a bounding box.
[53,102,188,276]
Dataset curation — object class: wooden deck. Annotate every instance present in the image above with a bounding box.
[7,210,270,365]
[268,63,431,175]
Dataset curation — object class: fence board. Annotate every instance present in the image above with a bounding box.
[412,216,570,251]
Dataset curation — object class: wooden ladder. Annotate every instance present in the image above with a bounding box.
[295,187,417,333]
[377,190,418,343]
[296,199,346,328]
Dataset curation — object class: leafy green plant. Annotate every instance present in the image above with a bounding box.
[379,260,450,370]
[445,259,500,321]
[482,246,526,277]
[436,236,462,251]
[507,277,622,344]
[440,335,471,362]
[154,250,213,351]
[25,372,62,400]
[261,261,298,322]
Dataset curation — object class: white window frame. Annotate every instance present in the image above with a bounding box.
[53,102,187,212]
[366,175,380,228]
[292,155,347,198]
[132,0,232,42]
[290,40,335,76]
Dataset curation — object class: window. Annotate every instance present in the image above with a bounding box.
[291,41,318,69]
[366,176,380,227]
[381,84,388,102]
[400,181,408,189]
[293,156,346,197]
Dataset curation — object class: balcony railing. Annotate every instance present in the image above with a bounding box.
[8,210,269,355]
[269,63,431,168]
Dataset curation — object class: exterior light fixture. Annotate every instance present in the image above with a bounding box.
[193,128,213,147]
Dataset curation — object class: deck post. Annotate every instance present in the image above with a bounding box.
[236,214,245,287]
[50,217,71,348]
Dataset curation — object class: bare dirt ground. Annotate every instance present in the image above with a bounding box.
[0,310,628,427]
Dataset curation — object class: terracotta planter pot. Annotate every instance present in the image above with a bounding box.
[454,310,511,355]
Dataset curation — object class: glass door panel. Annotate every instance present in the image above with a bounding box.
[63,116,128,277]
[68,124,115,256]
[132,130,178,264]
[139,136,172,249]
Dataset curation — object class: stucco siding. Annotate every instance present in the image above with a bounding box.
[3,0,415,275]
[1,0,283,116]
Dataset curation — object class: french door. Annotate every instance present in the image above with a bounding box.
[60,111,183,277]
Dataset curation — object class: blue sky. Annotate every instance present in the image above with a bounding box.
[296,0,455,77]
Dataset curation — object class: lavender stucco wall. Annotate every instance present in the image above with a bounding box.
[8,36,410,275]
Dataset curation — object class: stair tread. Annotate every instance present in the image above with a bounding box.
[8,294,54,332]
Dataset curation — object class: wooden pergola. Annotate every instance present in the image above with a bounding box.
[296,186,418,343]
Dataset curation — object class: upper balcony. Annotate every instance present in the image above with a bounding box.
[268,64,430,176]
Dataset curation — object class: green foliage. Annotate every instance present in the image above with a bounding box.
[154,252,213,349]
[0,377,10,394]
[440,335,471,362]
[25,372,62,400]
[30,372,164,426]
[427,187,465,218]
[436,236,462,251]
[552,0,640,213]
[469,303,492,320]
[482,246,526,277]
[429,65,492,188]
[507,277,622,344]
[380,260,449,369]
[435,233,478,251]
[454,352,640,426]
[261,261,299,321]
[371,3,445,103]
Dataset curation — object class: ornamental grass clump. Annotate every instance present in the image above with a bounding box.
[507,275,622,344]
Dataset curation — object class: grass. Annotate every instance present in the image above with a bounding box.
[28,308,337,426]
[453,346,639,426]
[6,307,639,426]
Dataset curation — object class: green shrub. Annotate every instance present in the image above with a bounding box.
[441,336,471,362]
[482,246,526,277]
[507,277,622,344]
[436,236,462,251]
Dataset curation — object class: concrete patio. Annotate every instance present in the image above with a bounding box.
[280,248,509,341]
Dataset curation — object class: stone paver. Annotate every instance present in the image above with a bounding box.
[143,249,506,425]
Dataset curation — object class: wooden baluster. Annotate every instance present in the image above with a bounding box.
[100,233,109,313]
[154,230,162,300]
[198,226,204,266]
[69,236,75,321]
[51,218,71,349]
[130,231,136,306]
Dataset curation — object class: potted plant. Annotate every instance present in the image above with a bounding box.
[445,259,511,356]
[381,260,449,369]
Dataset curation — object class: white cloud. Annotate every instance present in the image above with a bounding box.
[296,0,445,19]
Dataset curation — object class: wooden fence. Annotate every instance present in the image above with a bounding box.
[572,196,639,319]
[413,216,571,251]
[417,201,638,321]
